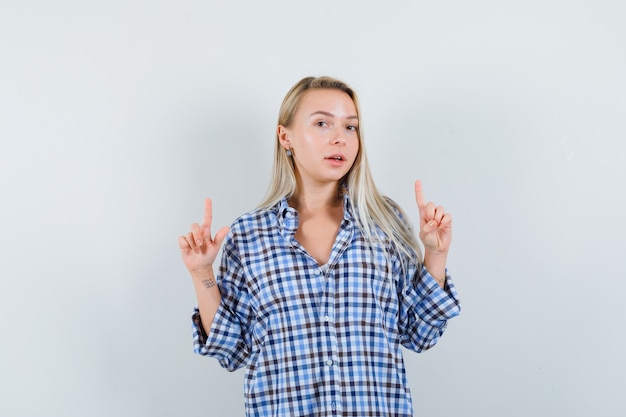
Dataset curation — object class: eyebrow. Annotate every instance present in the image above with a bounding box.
[309,110,358,120]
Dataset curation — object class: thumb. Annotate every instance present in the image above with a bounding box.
[421,220,438,235]
[213,226,230,247]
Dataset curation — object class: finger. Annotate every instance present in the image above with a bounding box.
[440,213,453,227]
[414,180,426,212]
[178,235,191,251]
[202,198,213,231]
[425,202,436,223]
[191,223,204,246]
[434,205,445,223]
[184,232,198,251]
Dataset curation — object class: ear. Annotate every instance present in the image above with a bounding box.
[277,125,291,150]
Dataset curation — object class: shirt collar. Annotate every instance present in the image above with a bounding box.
[274,192,354,238]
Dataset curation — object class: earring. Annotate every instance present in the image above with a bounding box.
[286,149,292,157]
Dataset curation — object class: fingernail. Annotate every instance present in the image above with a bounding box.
[196,240,203,246]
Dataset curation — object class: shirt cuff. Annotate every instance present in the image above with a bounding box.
[412,266,461,323]
[191,304,247,372]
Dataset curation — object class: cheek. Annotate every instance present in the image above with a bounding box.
[347,143,360,167]
[298,131,318,148]
[351,139,361,156]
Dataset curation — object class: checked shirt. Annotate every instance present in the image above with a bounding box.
[192,196,461,416]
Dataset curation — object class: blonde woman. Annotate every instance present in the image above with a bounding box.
[179,76,461,416]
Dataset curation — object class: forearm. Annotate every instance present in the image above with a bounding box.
[190,268,222,335]
[423,250,447,288]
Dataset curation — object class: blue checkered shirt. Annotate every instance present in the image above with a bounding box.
[192,196,461,416]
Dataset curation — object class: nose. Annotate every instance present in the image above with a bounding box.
[331,126,346,145]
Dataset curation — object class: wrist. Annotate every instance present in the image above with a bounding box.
[190,269,220,294]
[189,267,214,281]
[423,250,448,286]
[423,249,448,264]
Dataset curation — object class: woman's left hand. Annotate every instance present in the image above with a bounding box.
[414,180,452,254]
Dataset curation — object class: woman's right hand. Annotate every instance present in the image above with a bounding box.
[178,198,230,274]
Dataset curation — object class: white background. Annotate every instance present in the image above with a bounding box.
[1,1,625,416]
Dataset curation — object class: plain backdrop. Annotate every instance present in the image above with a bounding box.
[1,1,625,416]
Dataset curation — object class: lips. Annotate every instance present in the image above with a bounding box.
[325,153,346,161]
[324,153,348,168]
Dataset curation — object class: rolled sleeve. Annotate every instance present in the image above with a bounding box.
[399,264,461,352]
[191,303,249,371]
[190,235,254,372]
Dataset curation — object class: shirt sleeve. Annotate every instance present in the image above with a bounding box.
[191,235,255,372]
[397,262,461,353]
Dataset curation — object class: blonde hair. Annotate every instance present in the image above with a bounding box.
[259,76,423,266]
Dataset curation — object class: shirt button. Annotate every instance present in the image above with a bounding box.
[326,359,333,366]
[324,315,330,322]
[315,269,321,275]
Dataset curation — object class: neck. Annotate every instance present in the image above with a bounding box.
[289,181,342,211]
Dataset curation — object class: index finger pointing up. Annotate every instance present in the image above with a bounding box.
[414,180,426,211]
[203,198,213,230]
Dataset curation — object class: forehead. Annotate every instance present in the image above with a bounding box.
[298,88,356,115]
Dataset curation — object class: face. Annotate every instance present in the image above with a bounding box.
[279,88,360,187]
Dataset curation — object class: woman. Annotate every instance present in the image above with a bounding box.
[179,76,461,416]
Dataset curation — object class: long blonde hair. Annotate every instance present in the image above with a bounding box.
[259,76,423,266]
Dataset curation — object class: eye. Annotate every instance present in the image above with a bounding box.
[347,125,358,132]
[316,121,328,127]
